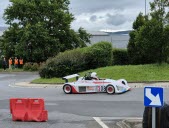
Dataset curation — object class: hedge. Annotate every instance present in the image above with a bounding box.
[112,48,129,65]
[39,41,112,78]
[84,42,112,69]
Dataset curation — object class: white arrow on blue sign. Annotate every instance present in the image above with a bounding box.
[144,87,163,107]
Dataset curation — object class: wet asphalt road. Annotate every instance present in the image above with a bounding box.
[0,73,169,128]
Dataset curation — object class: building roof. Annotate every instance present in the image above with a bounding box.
[88,31,109,36]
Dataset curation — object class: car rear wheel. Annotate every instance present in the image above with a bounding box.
[106,85,115,94]
[63,84,72,94]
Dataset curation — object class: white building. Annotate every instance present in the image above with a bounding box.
[89,31,130,49]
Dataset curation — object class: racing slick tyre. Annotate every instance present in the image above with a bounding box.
[63,84,72,94]
[106,85,115,94]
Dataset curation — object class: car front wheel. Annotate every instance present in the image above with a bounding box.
[63,84,72,94]
[106,85,115,94]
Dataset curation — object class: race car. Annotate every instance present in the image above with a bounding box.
[62,72,131,94]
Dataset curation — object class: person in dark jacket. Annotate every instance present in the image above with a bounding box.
[2,57,7,70]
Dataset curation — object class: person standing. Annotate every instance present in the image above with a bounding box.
[8,57,13,70]
[14,57,19,69]
[19,57,23,68]
[2,57,7,71]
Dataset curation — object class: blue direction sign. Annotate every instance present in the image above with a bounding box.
[144,87,163,107]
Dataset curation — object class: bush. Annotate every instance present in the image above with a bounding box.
[84,41,112,69]
[112,49,129,65]
[23,62,32,71]
[23,62,39,71]
[31,63,39,71]
[39,41,112,78]
[39,48,86,78]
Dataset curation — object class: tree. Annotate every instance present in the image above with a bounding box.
[150,0,169,23]
[78,27,91,47]
[127,13,147,64]
[0,23,20,59]
[1,0,90,62]
[127,0,169,64]
[135,19,164,64]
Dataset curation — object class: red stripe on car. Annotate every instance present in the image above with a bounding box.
[71,86,78,93]
[93,82,111,84]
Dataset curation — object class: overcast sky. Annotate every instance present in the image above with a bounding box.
[0,0,153,31]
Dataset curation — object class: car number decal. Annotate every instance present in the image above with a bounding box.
[98,86,106,92]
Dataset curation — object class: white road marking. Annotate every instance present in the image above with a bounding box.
[116,120,131,128]
[8,84,45,88]
[122,120,131,128]
[93,117,109,128]
[93,117,142,128]
[100,117,142,120]
[8,84,62,88]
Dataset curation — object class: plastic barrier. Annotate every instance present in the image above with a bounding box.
[10,98,48,122]
[27,99,48,121]
[10,98,28,121]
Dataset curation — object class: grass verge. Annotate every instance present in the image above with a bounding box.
[32,63,169,84]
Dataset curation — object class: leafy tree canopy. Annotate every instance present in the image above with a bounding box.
[1,0,90,62]
[128,0,169,64]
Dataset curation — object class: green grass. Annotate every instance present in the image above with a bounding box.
[89,64,169,82]
[31,63,169,84]
[32,77,65,84]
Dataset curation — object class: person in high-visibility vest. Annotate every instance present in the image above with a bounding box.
[19,58,23,68]
[8,57,13,70]
[14,57,18,69]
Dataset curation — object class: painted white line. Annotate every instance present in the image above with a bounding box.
[94,117,142,128]
[100,117,142,120]
[116,121,124,128]
[116,120,131,128]
[8,84,62,88]
[122,120,131,128]
[8,84,44,88]
[93,117,109,128]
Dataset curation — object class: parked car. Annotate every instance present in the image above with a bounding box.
[62,72,131,94]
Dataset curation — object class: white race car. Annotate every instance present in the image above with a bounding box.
[62,72,131,94]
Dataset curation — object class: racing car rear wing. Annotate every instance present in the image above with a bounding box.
[62,74,79,83]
